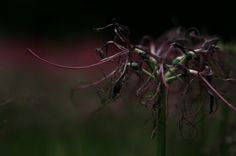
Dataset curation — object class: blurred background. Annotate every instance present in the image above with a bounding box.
[0,1,236,156]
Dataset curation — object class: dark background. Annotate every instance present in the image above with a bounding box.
[0,1,235,41]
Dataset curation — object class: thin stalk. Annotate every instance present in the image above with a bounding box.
[219,106,230,156]
[156,83,167,156]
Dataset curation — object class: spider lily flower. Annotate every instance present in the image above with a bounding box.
[28,23,236,113]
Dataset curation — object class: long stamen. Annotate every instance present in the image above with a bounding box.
[199,73,236,111]
[93,23,114,32]
[28,48,129,69]
[79,67,118,88]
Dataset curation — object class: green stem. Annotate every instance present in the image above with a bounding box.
[156,84,167,156]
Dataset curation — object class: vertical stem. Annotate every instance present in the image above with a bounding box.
[219,106,230,156]
[157,84,166,156]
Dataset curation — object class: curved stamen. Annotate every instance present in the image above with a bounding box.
[199,73,236,111]
[105,41,127,50]
[79,67,119,88]
[27,48,129,69]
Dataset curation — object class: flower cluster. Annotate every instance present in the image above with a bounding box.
[28,22,236,114]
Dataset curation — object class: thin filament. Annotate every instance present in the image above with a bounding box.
[28,48,129,69]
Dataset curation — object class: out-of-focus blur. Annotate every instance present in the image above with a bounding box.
[0,1,236,156]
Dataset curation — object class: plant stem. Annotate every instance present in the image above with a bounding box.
[156,84,167,156]
[219,106,230,156]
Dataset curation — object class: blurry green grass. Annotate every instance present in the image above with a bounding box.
[0,103,231,156]
[0,110,157,156]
